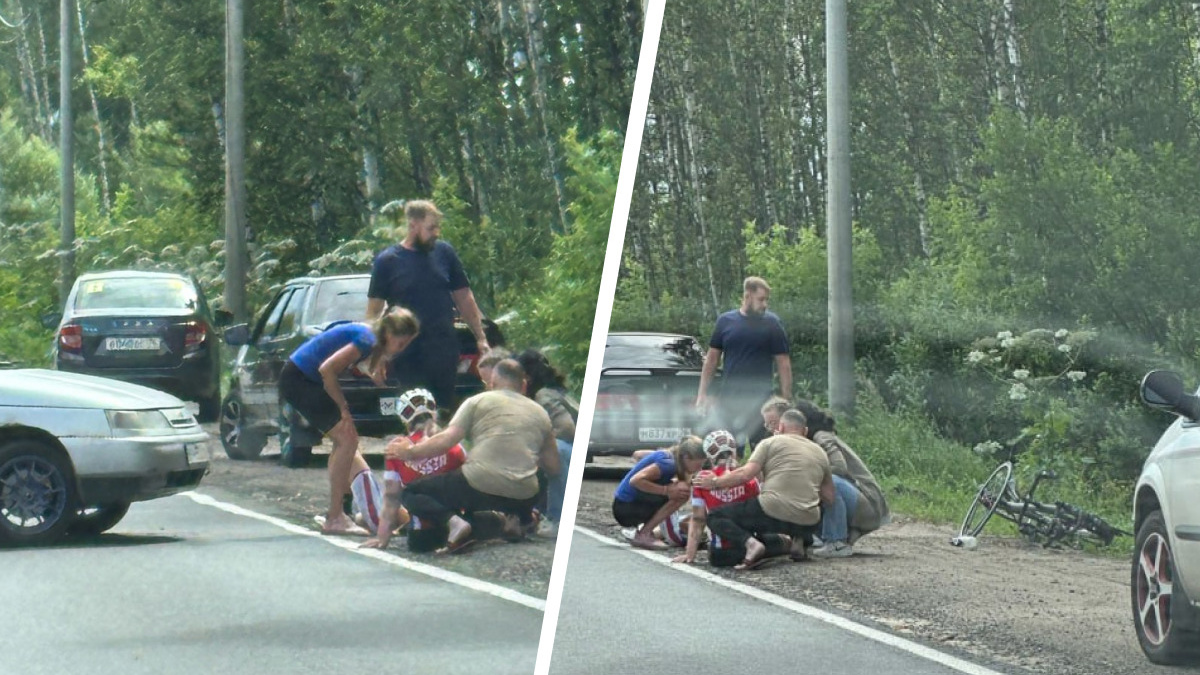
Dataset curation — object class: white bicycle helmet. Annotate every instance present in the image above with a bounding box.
[397,388,437,427]
[703,429,738,467]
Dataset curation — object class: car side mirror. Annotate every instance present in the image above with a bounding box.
[224,323,251,347]
[213,309,234,328]
[40,312,62,330]
[1140,370,1200,421]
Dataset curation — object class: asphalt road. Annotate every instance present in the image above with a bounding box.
[546,530,1024,675]
[0,492,541,675]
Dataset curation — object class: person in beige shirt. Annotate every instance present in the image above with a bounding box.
[694,409,833,569]
[391,359,560,553]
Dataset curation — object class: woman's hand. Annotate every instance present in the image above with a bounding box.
[666,480,691,500]
[671,553,693,564]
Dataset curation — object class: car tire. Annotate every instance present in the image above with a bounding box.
[0,439,77,547]
[1132,510,1200,664]
[219,391,267,460]
[68,502,132,537]
[197,392,221,423]
[278,404,313,468]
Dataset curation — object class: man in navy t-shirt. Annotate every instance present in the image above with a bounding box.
[366,200,491,408]
[696,276,792,454]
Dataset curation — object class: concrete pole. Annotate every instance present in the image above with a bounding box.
[58,0,75,307]
[224,0,248,321]
[826,0,855,416]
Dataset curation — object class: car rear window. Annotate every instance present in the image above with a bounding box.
[74,277,198,311]
[604,335,705,370]
[309,277,370,325]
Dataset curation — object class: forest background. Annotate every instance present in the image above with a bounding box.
[615,0,1200,531]
[0,0,644,388]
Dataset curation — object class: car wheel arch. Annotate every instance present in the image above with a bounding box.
[1135,485,1163,537]
[0,426,79,490]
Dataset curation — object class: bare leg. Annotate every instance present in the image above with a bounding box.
[632,494,688,550]
[324,418,361,531]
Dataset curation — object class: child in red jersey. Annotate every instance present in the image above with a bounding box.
[361,389,466,551]
[673,429,791,567]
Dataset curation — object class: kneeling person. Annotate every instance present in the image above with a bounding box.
[393,360,560,553]
[673,430,789,566]
[360,388,466,551]
[695,410,833,570]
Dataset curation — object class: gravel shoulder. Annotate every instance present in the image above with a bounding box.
[574,464,1184,675]
[195,423,556,599]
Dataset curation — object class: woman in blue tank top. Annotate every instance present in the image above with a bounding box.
[611,436,706,551]
[280,307,419,535]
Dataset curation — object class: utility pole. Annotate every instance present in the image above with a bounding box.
[826,0,855,416]
[58,0,75,307]
[224,0,248,321]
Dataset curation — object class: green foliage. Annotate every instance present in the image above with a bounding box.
[508,129,620,388]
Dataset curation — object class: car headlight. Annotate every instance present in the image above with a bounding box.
[106,410,174,437]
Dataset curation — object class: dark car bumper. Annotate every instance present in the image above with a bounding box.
[57,350,219,400]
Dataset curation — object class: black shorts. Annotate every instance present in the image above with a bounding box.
[279,361,341,434]
[612,491,669,527]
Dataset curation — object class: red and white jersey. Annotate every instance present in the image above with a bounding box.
[384,430,466,487]
[692,466,761,550]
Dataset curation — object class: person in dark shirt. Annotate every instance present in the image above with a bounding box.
[696,276,792,455]
[366,200,490,408]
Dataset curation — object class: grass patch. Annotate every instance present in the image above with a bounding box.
[841,392,1135,555]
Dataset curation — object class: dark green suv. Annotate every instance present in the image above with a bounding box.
[218,274,504,467]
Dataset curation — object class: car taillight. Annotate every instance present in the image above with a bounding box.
[59,324,83,352]
[595,393,636,411]
[184,322,207,351]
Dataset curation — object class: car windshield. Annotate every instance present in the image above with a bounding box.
[74,277,197,311]
[309,277,370,325]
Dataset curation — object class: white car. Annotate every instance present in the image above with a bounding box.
[0,368,210,545]
[1134,370,1200,663]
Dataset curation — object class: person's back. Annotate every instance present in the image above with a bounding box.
[534,386,578,442]
[749,433,830,527]
[813,430,890,530]
[452,388,552,500]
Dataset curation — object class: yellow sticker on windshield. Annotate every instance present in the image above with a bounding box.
[83,281,104,294]
[167,279,184,290]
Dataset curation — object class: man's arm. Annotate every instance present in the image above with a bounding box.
[697,347,722,406]
[366,297,386,320]
[400,424,468,461]
[819,472,835,506]
[774,353,792,401]
[539,434,561,476]
[450,287,489,352]
[701,461,762,490]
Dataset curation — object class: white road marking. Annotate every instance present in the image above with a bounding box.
[572,526,1008,675]
[182,491,546,612]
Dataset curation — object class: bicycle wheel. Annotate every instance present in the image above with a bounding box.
[960,462,1013,538]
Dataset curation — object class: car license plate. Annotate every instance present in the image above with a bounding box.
[184,442,208,466]
[380,397,398,416]
[638,427,690,443]
[105,337,161,351]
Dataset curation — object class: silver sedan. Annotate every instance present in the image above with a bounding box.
[0,369,210,545]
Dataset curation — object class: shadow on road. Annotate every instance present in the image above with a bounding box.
[50,533,184,549]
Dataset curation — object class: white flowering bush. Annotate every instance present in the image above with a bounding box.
[959,326,1151,483]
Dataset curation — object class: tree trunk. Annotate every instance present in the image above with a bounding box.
[519,0,569,234]
[885,35,930,258]
[75,0,111,214]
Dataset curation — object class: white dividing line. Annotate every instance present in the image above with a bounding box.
[572,526,1009,675]
[182,492,545,612]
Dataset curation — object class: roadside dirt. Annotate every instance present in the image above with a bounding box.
[575,463,1193,675]
[195,423,556,599]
